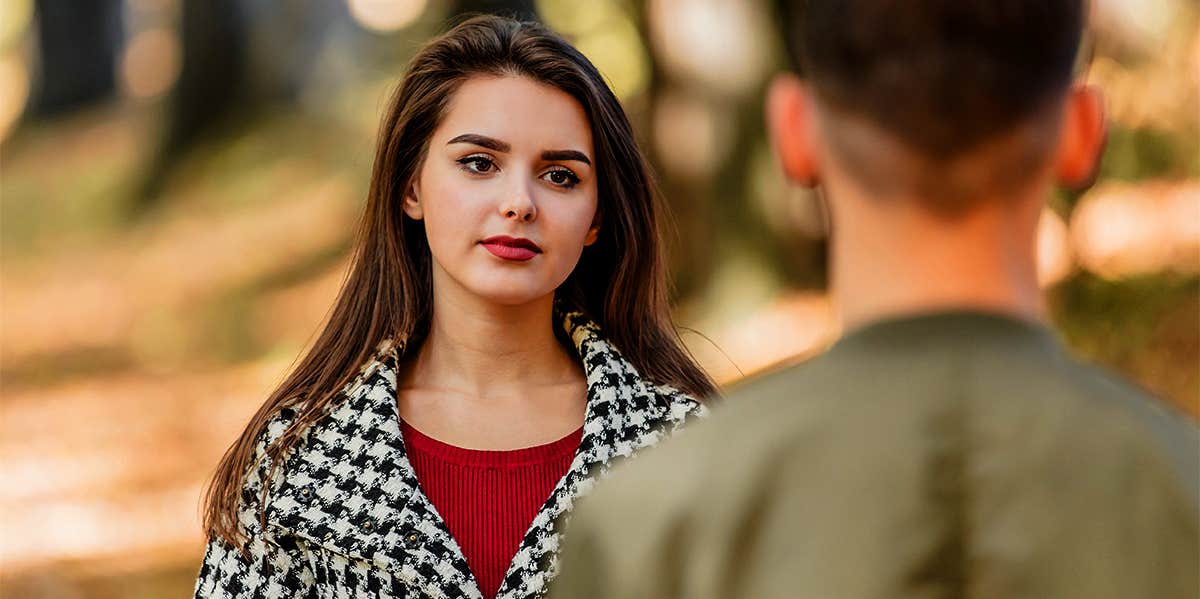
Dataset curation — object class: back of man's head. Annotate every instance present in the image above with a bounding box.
[775,0,1091,210]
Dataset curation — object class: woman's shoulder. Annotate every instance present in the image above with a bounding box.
[648,381,709,426]
[559,309,709,426]
[237,404,302,493]
[256,336,402,441]
[258,404,302,448]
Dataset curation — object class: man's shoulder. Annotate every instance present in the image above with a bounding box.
[998,354,1199,496]
[557,340,1199,598]
[572,364,824,521]
[579,340,1199,510]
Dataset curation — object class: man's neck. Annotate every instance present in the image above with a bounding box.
[829,188,1047,334]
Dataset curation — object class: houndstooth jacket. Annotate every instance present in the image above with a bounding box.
[194,311,707,599]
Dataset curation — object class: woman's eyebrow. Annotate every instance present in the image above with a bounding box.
[447,133,510,152]
[541,149,591,166]
[448,133,591,166]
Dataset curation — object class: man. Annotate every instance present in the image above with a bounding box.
[548,1,1199,597]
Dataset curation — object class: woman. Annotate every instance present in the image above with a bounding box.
[194,14,716,599]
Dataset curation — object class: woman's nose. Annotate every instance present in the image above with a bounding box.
[499,182,537,222]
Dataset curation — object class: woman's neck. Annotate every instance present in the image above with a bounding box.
[406,279,581,403]
[418,301,579,397]
[396,276,587,449]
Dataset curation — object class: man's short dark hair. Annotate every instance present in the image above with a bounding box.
[778,0,1086,161]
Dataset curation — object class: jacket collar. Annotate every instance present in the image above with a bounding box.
[262,311,705,598]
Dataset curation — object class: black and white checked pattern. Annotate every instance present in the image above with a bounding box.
[194,311,706,598]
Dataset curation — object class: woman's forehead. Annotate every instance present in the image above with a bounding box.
[435,75,594,154]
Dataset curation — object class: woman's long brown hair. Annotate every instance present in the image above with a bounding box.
[203,14,717,549]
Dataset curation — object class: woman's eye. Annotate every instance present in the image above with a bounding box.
[543,168,580,189]
[457,156,496,174]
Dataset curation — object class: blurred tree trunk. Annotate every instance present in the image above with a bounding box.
[633,0,825,307]
[631,0,713,302]
[29,0,121,116]
[135,0,249,215]
[168,0,248,151]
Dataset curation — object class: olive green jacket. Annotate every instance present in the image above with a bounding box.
[550,312,1199,599]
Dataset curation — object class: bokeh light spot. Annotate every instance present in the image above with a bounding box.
[348,0,427,34]
[120,27,182,100]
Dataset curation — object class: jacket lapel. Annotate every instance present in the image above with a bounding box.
[493,311,706,599]
[264,311,705,599]
[264,341,483,599]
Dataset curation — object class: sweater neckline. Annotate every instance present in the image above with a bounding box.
[400,419,584,468]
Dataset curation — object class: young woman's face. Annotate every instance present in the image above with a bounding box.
[406,75,600,307]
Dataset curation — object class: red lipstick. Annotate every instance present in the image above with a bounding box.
[480,236,542,261]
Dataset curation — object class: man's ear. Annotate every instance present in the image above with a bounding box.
[1053,84,1106,192]
[765,74,821,187]
[402,180,424,220]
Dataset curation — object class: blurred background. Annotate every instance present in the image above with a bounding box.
[0,0,1196,596]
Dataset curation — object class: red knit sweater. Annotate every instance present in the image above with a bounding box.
[401,421,583,599]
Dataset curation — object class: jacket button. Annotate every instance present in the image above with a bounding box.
[407,533,419,544]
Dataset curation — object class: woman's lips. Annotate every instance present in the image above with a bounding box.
[480,236,542,262]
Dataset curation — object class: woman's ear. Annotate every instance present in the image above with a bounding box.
[766,74,821,187]
[1053,84,1107,192]
[402,181,424,220]
[583,211,601,246]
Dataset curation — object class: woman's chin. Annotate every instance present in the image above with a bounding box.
[466,283,558,308]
